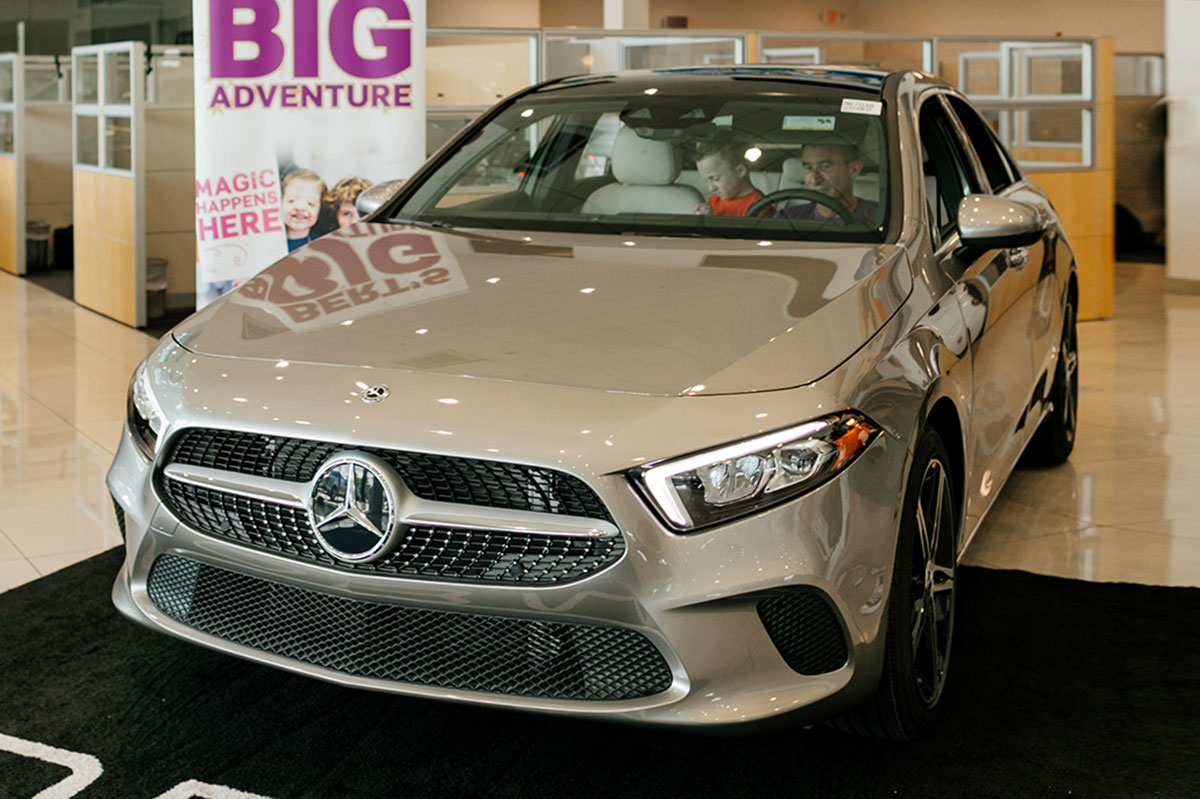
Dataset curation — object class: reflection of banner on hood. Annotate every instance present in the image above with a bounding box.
[232,224,467,330]
[192,0,426,308]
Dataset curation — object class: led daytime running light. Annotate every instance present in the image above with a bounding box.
[635,413,878,531]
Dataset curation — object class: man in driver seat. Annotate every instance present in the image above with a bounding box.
[779,142,879,225]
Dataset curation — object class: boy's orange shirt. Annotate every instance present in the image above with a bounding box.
[707,189,767,217]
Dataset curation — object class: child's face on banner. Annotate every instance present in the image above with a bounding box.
[282,179,322,236]
[337,201,359,227]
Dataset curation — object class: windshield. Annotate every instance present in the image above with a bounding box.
[394,79,891,242]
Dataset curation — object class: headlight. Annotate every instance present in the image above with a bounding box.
[127,360,166,459]
[632,412,879,531]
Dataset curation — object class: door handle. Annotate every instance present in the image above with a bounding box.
[1007,247,1028,269]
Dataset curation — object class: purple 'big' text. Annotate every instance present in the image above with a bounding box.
[210,0,413,79]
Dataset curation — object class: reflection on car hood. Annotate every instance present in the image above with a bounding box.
[175,223,912,396]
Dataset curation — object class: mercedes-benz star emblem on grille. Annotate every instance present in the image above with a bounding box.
[309,455,399,563]
[361,384,390,403]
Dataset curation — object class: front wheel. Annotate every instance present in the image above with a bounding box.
[833,427,958,740]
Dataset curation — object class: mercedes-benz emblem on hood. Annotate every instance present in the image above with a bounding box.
[309,454,400,562]
[361,385,390,403]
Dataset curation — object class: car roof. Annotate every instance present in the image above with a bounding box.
[545,65,896,95]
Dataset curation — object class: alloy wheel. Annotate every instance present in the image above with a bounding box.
[910,457,956,708]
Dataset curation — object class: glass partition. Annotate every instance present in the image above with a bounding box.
[76,54,98,104]
[1114,54,1164,96]
[427,31,538,108]
[73,43,138,174]
[147,47,193,105]
[103,50,131,105]
[756,34,933,73]
[75,113,98,165]
[0,59,12,104]
[543,30,745,82]
[104,115,131,170]
[0,56,12,155]
[944,38,1094,168]
[24,58,70,102]
[0,109,12,155]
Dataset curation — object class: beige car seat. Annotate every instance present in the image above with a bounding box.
[583,127,705,215]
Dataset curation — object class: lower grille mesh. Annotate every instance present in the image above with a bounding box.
[160,480,624,585]
[757,591,849,675]
[111,496,126,541]
[147,554,673,701]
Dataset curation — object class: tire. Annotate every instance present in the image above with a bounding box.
[832,427,958,740]
[1024,296,1079,466]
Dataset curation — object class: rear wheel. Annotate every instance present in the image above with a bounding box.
[1024,296,1078,466]
[833,427,958,740]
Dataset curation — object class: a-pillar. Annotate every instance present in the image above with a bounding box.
[1165,0,1200,287]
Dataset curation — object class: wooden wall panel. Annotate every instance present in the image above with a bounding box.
[145,107,195,307]
[73,169,138,326]
[0,157,17,275]
[1029,169,1115,321]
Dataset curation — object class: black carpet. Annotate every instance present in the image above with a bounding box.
[1,549,1196,798]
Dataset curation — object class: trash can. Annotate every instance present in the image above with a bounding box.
[26,221,50,272]
[146,257,168,319]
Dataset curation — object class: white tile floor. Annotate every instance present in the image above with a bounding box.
[0,262,1197,593]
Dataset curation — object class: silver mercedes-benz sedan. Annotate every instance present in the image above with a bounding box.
[108,67,1078,739]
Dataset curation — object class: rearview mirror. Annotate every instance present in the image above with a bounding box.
[957,194,1045,248]
[355,179,406,219]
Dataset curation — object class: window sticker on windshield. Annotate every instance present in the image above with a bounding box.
[841,98,883,116]
[783,115,836,131]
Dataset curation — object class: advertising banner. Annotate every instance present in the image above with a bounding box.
[192,0,426,308]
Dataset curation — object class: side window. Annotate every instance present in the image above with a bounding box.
[919,98,981,245]
[945,95,1018,192]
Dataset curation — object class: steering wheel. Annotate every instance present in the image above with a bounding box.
[745,188,856,224]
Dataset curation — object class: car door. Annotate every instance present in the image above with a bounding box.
[918,93,1038,536]
[944,94,1060,404]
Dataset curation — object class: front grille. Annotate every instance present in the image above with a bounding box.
[160,481,624,585]
[147,554,673,701]
[168,428,613,522]
[757,591,849,675]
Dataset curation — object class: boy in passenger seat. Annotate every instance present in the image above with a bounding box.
[693,137,765,217]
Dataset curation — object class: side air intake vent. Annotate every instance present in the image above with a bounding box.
[757,590,849,675]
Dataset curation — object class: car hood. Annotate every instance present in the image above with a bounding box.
[175,223,911,396]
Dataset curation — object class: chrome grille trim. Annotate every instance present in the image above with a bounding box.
[167,427,615,523]
[161,463,619,539]
[157,480,627,585]
[163,464,306,508]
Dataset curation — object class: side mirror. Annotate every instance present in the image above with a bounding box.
[957,194,1045,248]
[355,179,405,219]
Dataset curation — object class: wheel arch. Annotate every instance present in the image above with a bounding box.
[1066,265,1079,314]
[922,394,966,547]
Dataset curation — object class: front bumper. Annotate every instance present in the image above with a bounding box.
[108,413,908,727]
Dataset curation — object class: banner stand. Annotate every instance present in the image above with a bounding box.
[192,0,427,310]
